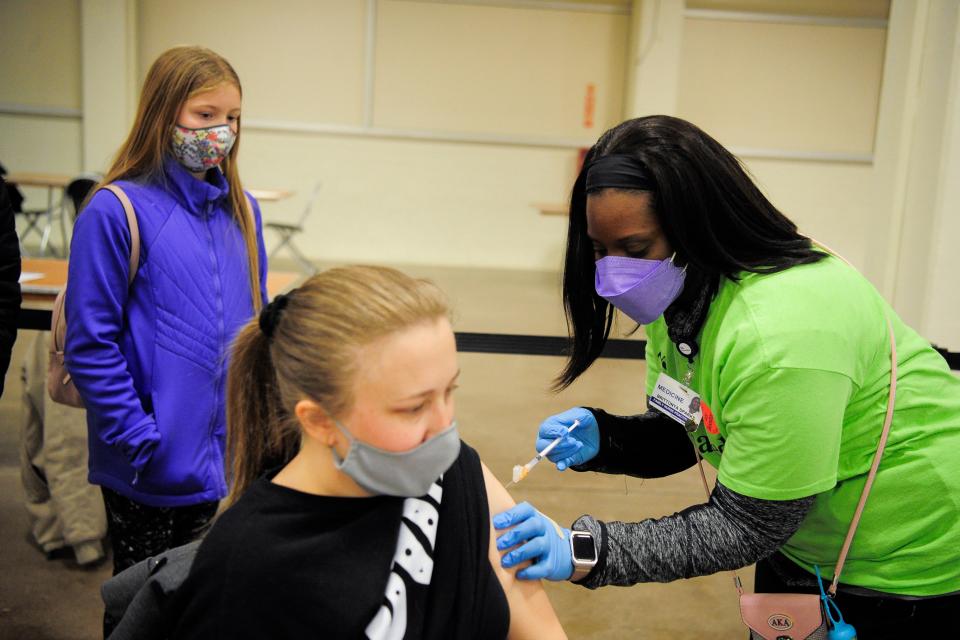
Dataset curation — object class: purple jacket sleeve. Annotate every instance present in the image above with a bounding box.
[65,189,159,473]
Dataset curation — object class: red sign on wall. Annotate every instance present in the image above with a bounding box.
[583,83,596,128]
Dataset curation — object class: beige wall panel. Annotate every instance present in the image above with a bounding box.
[741,158,878,281]
[0,0,81,109]
[0,115,83,204]
[0,116,83,174]
[374,1,628,138]
[137,0,366,124]
[677,18,886,154]
[240,130,578,271]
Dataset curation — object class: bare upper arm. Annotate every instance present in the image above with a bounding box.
[480,462,567,640]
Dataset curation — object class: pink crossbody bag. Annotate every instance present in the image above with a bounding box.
[690,316,897,640]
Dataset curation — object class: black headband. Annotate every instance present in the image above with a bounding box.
[259,293,290,339]
[585,154,654,192]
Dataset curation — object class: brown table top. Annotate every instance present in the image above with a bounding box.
[20,258,300,305]
[6,172,74,188]
[533,202,568,216]
[7,173,292,202]
[249,188,294,202]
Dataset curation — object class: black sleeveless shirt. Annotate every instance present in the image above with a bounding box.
[170,442,509,639]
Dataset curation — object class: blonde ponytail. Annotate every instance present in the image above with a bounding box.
[225,321,298,506]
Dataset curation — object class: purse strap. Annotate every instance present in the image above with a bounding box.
[693,315,898,598]
[828,316,897,595]
[100,184,140,284]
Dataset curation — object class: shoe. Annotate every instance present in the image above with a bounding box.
[73,540,106,566]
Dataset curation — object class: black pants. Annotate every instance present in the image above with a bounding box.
[755,551,958,639]
[101,487,217,638]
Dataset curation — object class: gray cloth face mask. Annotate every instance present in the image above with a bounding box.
[331,419,461,497]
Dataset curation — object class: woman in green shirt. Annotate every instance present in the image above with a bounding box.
[493,116,960,638]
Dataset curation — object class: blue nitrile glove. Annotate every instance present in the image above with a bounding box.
[493,502,572,581]
[537,407,599,470]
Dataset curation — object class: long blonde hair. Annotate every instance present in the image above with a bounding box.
[101,45,261,312]
[225,265,451,505]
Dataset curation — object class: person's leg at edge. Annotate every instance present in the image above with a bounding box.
[170,498,218,548]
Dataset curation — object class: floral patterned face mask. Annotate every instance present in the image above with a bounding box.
[170,123,237,173]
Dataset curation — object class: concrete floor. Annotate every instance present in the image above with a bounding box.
[0,260,752,639]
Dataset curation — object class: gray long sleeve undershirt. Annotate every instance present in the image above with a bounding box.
[571,481,816,588]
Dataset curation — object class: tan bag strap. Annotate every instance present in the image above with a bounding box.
[829,316,897,595]
[806,239,900,594]
[99,184,140,285]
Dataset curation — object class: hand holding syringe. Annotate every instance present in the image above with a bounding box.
[507,420,581,487]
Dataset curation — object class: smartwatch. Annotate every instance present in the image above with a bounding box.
[568,530,598,582]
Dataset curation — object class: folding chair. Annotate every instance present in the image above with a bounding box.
[1,163,54,257]
[265,181,321,273]
[14,201,53,257]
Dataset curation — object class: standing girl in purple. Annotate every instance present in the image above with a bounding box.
[65,46,268,579]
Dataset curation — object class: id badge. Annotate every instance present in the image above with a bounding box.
[649,372,703,432]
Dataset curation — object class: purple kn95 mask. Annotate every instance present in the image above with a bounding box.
[594,254,686,325]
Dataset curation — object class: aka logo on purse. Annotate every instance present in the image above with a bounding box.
[767,614,794,632]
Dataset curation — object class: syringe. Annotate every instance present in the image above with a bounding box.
[507,420,581,487]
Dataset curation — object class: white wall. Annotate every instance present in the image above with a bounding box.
[889,0,960,348]
[864,0,960,349]
[924,13,960,350]
[137,0,370,127]
[672,5,888,274]
[134,0,629,270]
[0,0,83,205]
[678,18,886,155]
[80,0,138,172]
[650,0,960,349]
[0,0,81,109]
[373,1,627,137]
[238,131,579,269]
[2,0,959,347]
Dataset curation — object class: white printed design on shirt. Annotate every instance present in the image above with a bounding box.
[365,477,443,640]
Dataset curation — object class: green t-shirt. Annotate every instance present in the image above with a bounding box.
[645,255,960,596]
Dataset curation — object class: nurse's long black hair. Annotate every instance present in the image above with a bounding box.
[555,115,825,390]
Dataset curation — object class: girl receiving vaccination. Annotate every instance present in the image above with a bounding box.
[65,45,268,582]
[170,265,566,640]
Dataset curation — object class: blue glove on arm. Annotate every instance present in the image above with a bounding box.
[493,502,572,581]
[537,407,599,471]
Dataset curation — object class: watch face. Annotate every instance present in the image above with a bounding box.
[572,533,597,562]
